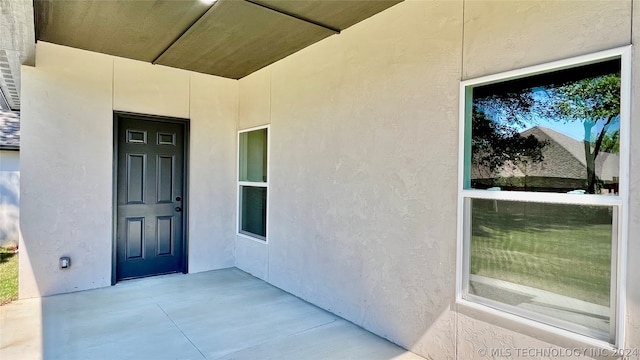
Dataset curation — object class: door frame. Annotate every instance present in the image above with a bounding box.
[112,111,190,285]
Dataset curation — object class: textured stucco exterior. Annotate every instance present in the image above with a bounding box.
[20,42,237,298]
[260,2,462,357]
[461,1,631,80]
[234,1,637,359]
[18,1,640,359]
[627,0,640,356]
[0,150,19,247]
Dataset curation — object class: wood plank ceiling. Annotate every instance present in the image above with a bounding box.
[34,0,402,79]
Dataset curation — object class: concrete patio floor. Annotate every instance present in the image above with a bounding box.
[0,268,424,360]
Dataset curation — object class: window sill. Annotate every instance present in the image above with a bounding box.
[237,232,268,244]
[455,298,621,352]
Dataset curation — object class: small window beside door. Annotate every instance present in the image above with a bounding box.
[238,126,269,241]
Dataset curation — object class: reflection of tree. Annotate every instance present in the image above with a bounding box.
[474,72,620,194]
[595,130,619,153]
[543,74,620,193]
[472,106,546,174]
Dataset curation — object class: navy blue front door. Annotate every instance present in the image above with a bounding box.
[116,116,186,280]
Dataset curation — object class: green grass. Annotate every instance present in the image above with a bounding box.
[0,248,18,305]
[471,199,611,306]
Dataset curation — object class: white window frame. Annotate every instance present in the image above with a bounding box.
[456,46,631,349]
[237,124,270,243]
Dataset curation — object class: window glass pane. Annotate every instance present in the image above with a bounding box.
[467,59,621,194]
[239,128,268,182]
[240,186,267,239]
[468,199,613,337]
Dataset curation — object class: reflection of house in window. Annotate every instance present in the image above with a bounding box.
[472,126,619,194]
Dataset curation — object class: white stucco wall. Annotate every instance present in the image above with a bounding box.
[236,1,461,356]
[627,0,640,355]
[19,42,237,298]
[235,1,637,359]
[188,72,237,273]
[0,150,19,248]
[20,44,113,297]
[272,2,461,356]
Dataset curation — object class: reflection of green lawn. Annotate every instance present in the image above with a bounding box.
[471,201,611,307]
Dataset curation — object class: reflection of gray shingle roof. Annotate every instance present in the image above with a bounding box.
[0,110,20,149]
[472,160,525,179]
[519,126,587,179]
[520,126,619,181]
[473,126,619,181]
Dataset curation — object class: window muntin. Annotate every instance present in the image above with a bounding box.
[458,48,629,347]
[238,126,269,241]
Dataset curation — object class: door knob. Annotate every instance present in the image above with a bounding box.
[175,207,182,212]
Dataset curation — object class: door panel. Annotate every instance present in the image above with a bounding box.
[157,155,174,203]
[126,154,146,204]
[156,216,173,256]
[116,116,186,280]
[126,217,144,259]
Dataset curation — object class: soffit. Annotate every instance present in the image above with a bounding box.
[34,0,402,79]
[0,50,21,110]
[35,0,212,63]
[0,0,35,110]
[155,0,335,79]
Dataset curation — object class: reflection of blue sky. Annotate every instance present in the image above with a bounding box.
[518,117,619,141]
[503,87,620,142]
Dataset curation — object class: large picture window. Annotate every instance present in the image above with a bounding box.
[457,48,630,347]
[238,126,269,241]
